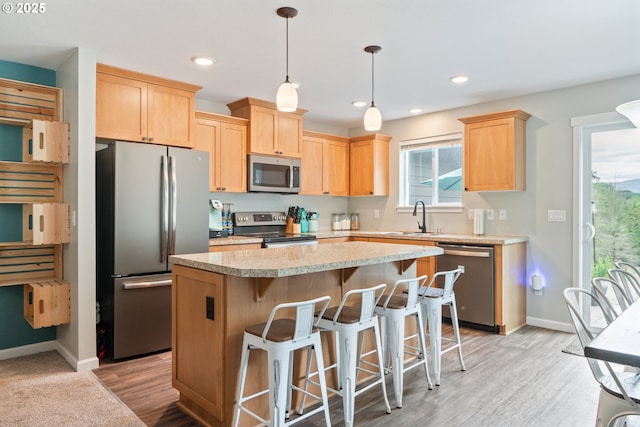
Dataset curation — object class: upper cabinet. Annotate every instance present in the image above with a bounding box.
[227,97,306,158]
[459,110,531,192]
[301,130,349,196]
[194,112,248,193]
[349,133,391,196]
[96,64,201,148]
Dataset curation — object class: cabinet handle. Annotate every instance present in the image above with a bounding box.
[324,191,329,195]
[221,187,226,191]
[142,136,147,141]
[149,137,155,142]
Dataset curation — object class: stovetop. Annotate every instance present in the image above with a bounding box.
[233,211,316,242]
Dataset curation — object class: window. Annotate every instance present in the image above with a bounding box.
[399,133,463,210]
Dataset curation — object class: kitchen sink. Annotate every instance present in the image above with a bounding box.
[370,231,438,236]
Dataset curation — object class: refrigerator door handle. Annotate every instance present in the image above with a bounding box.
[161,155,169,263]
[169,155,177,255]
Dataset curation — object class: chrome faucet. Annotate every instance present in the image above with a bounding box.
[413,200,427,233]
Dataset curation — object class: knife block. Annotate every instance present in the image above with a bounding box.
[286,217,294,234]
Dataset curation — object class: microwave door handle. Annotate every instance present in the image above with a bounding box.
[289,165,293,189]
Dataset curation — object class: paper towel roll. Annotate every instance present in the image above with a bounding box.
[473,209,484,235]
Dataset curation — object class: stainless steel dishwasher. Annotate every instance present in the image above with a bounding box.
[436,243,497,332]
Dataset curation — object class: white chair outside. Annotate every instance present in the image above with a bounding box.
[232,295,332,427]
[563,287,640,427]
[299,284,391,427]
[418,268,465,386]
[375,275,433,408]
[608,268,640,303]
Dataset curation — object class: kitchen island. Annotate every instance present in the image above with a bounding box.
[169,241,443,427]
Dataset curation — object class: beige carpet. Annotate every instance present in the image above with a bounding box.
[0,351,144,427]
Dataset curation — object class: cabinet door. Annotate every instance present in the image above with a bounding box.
[300,135,324,195]
[278,112,302,157]
[172,267,224,420]
[147,84,195,148]
[325,139,349,196]
[218,122,246,192]
[194,118,219,191]
[350,140,374,195]
[96,73,147,142]
[464,118,514,191]
[249,105,278,155]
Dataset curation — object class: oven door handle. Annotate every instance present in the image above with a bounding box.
[123,279,173,290]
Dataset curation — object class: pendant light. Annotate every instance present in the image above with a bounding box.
[363,45,382,131]
[276,7,298,112]
[616,99,640,128]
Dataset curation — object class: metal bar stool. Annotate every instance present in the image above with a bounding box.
[375,275,433,408]
[232,295,332,427]
[299,284,391,427]
[418,268,465,386]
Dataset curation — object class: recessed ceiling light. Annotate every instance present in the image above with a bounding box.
[192,57,216,66]
[408,108,422,114]
[450,75,469,84]
[352,101,367,108]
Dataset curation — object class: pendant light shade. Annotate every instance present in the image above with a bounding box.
[616,99,640,128]
[276,7,298,112]
[364,45,382,131]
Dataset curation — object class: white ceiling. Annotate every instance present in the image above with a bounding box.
[1,0,638,128]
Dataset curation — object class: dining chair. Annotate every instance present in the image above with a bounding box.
[608,268,640,303]
[563,287,640,427]
[591,277,633,319]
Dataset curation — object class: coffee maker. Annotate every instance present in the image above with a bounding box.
[209,199,227,238]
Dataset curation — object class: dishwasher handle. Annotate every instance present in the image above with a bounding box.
[442,248,492,258]
[123,279,172,290]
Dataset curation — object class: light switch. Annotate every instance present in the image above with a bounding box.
[486,209,494,221]
[547,210,566,222]
[499,209,507,220]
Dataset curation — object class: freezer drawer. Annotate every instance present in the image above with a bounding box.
[113,273,172,359]
[436,244,496,331]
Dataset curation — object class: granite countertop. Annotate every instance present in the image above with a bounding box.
[172,241,443,278]
[209,230,528,246]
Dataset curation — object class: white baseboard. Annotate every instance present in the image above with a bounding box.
[0,341,99,372]
[0,340,57,361]
[527,316,575,333]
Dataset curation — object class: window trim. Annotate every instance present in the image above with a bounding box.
[398,132,464,212]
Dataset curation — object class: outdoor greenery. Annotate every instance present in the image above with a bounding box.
[591,177,640,275]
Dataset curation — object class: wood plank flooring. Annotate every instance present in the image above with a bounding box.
[93,325,602,426]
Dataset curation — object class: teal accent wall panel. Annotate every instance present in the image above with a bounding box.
[0,286,56,350]
[0,59,55,86]
[0,60,57,351]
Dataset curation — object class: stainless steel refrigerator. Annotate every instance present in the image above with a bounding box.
[96,140,209,359]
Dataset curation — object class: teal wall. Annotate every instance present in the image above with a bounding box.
[0,60,57,350]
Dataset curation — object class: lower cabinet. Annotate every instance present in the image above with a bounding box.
[367,238,436,278]
[172,265,225,422]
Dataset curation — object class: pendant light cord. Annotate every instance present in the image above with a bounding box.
[285,16,290,83]
[370,51,375,107]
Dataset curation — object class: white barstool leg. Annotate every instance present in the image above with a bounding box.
[372,321,392,414]
[338,328,358,427]
[388,313,406,407]
[448,294,466,371]
[268,346,290,427]
[232,337,251,427]
[311,334,332,427]
[424,297,443,385]
[416,309,433,389]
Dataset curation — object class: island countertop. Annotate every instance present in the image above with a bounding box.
[170,241,443,278]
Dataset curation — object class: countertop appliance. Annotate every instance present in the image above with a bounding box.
[96,140,209,359]
[436,243,497,332]
[247,154,301,193]
[209,199,227,238]
[233,211,317,248]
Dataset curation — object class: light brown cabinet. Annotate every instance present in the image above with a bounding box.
[227,97,305,158]
[301,130,349,196]
[194,112,248,193]
[0,77,70,328]
[96,64,200,148]
[459,110,530,191]
[349,133,391,196]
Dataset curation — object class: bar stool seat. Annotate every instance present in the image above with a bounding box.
[375,275,433,408]
[299,284,391,427]
[232,296,332,427]
[418,268,465,386]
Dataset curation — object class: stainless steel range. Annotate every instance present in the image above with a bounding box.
[233,211,318,248]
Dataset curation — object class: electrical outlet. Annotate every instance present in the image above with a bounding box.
[547,210,566,222]
[499,209,507,220]
[486,209,494,221]
[374,210,380,219]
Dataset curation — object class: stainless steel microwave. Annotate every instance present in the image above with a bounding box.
[247,154,301,193]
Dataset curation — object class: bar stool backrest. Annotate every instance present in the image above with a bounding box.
[333,283,387,323]
[381,275,427,309]
[262,295,331,342]
[419,268,463,297]
[591,277,632,318]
